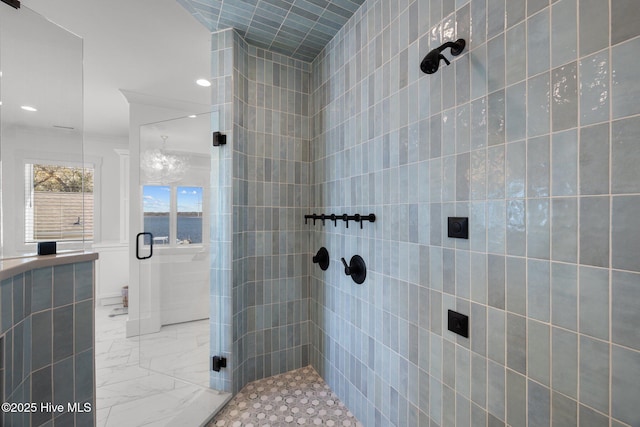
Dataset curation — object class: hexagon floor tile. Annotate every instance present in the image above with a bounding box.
[209,366,363,426]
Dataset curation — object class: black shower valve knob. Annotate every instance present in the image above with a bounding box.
[313,247,330,271]
[341,255,367,285]
[340,257,351,276]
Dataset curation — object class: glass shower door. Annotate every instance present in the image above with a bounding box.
[135,111,229,425]
[137,112,211,380]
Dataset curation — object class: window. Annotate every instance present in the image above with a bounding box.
[177,187,203,244]
[24,163,94,242]
[143,186,170,245]
[143,185,203,246]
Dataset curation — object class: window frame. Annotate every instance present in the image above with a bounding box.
[17,153,101,255]
[141,184,206,249]
[25,162,94,243]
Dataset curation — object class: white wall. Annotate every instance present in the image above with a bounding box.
[84,133,128,243]
[0,127,127,251]
[84,133,129,305]
[1,125,85,257]
[0,125,129,304]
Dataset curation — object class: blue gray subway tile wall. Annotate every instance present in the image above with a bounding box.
[208,0,640,425]
[1,261,95,427]
[210,28,313,394]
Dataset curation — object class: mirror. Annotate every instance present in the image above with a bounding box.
[0,5,85,258]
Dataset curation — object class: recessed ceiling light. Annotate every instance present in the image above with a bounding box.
[188,115,197,118]
[21,105,37,112]
[196,79,211,87]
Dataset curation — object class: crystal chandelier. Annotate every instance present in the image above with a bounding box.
[140,135,187,183]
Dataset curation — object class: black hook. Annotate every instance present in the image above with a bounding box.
[420,39,466,74]
[330,214,337,226]
[342,214,349,228]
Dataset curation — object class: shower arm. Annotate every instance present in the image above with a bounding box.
[436,40,465,54]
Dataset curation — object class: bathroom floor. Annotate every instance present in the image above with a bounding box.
[95,304,231,427]
[208,366,363,426]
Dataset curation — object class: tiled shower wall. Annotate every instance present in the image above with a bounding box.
[209,28,234,393]
[210,28,313,394]
[231,32,313,394]
[0,262,95,427]
[309,0,640,426]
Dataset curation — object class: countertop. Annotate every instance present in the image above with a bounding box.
[0,251,98,281]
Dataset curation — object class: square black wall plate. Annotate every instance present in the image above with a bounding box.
[448,310,469,338]
[37,241,57,255]
[447,217,469,239]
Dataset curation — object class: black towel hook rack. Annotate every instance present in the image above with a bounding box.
[304,213,376,229]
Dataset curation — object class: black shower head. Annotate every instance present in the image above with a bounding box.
[420,49,450,74]
[420,39,466,74]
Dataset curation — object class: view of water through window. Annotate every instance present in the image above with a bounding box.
[142,185,203,245]
[177,186,203,244]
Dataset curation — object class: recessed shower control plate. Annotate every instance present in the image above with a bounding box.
[448,310,469,338]
[447,217,469,239]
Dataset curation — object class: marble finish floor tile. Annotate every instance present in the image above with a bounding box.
[209,366,363,427]
[95,305,230,427]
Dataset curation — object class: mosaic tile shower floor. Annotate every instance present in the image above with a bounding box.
[208,366,363,426]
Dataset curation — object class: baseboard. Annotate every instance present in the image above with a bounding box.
[99,294,123,307]
[126,315,161,338]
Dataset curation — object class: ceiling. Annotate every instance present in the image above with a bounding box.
[178,0,364,62]
[7,0,360,138]
[0,5,83,132]
[17,0,213,138]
